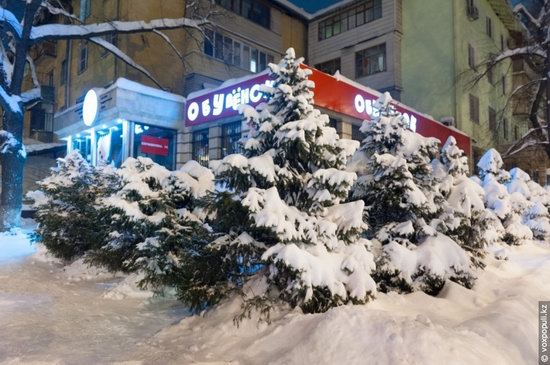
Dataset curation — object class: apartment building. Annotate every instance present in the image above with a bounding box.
[307,0,521,162]
[28,0,307,172]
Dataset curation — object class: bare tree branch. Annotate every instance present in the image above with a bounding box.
[89,36,164,89]
[30,17,210,42]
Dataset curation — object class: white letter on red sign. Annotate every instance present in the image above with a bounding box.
[354,94,365,114]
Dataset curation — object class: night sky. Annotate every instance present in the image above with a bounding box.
[287,0,344,13]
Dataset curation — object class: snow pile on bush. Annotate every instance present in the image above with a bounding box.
[350,95,475,295]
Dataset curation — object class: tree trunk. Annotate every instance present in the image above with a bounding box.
[0,112,26,230]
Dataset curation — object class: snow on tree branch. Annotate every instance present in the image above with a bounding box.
[0,84,22,115]
[89,37,164,89]
[0,130,24,158]
[0,7,23,39]
[30,17,210,42]
[493,46,547,63]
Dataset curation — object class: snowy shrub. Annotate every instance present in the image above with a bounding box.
[89,157,215,291]
[434,137,489,267]
[477,149,533,245]
[29,151,117,261]
[203,48,376,315]
[524,202,550,240]
[351,95,475,295]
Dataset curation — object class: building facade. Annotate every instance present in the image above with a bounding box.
[23,0,545,184]
[306,0,522,165]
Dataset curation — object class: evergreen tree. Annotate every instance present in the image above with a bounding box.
[89,157,215,292]
[30,151,116,262]
[351,94,475,295]
[477,149,533,245]
[436,136,489,267]
[207,48,376,314]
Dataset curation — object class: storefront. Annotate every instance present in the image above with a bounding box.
[181,66,472,167]
[54,78,185,170]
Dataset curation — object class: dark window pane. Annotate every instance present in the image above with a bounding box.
[192,129,209,166]
[221,122,242,157]
[233,41,241,66]
[259,52,266,71]
[204,29,214,56]
[215,32,223,60]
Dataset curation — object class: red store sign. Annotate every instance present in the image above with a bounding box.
[184,66,471,154]
[141,135,170,157]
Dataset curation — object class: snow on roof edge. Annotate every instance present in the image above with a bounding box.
[186,69,271,100]
[108,78,186,103]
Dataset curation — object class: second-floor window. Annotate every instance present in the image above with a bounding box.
[468,43,475,69]
[486,17,492,38]
[488,107,496,131]
[315,58,341,75]
[356,44,386,78]
[78,41,88,74]
[318,0,382,41]
[60,59,67,85]
[80,0,91,21]
[203,30,274,73]
[469,94,479,123]
[216,0,270,29]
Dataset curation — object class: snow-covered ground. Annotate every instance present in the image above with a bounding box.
[0,229,549,364]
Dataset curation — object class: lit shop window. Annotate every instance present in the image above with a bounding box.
[192,129,209,167]
[221,122,242,157]
[133,123,176,170]
[96,124,123,167]
[72,131,92,163]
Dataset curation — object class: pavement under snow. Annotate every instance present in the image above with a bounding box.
[0,228,549,365]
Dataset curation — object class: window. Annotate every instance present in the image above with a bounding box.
[96,125,124,167]
[468,43,476,69]
[133,123,176,170]
[72,131,92,163]
[486,17,492,38]
[78,41,88,74]
[329,118,338,130]
[500,34,505,51]
[502,76,506,95]
[488,107,497,131]
[487,64,494,84]
[315,58,341,75]
[513,58,524,72]
[203,30,273,72]
[352,124,363,141]
[80,0,91,20]
[469,94,479,123]
[192,129,209,167]
[101,33,117,57]
[221,122,242,157]
[204,29,214,56]
[318,0,382,40]
[356,44,386,78]
[514,125,519,140]
[60,59,67,85]
[47,70,54,87]
[216,0,270,29]
[503,118,508,140]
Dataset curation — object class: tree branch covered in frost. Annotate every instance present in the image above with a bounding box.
[89,37,164,89]
[0,131,24,157]
[30,17,210,42]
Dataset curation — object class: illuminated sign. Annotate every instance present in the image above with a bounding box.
[184,66,471,154]
[185,73,273,126]
[141,135,169,156]
[82,89,99,126]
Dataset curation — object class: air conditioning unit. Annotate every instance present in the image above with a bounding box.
[466,0,479,20]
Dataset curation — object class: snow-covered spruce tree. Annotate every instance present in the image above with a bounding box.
[350,94,475,295]
[88,157,215,291]
[29,151,117,262]
[477,149,533,245]
[206,48,376,314]
[435,136,489,267]
[524,202,550,240]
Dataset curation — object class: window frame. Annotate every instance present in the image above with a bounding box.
[78,41,88,74]
[318,0,382,41]
[355,43,387,78]
[469,94,480,123]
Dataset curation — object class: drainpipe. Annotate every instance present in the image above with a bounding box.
[114,0,120,80]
